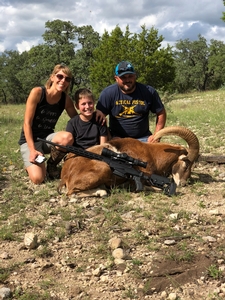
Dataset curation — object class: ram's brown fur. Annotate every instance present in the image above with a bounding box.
[58,126,199,196]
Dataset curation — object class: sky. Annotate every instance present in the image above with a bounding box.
[1,0,225,53]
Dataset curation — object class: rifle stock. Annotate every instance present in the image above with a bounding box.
[37,138,176,196]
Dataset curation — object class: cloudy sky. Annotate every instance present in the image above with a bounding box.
[1,0,225,53]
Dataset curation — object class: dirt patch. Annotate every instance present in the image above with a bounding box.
[143,254,212,294]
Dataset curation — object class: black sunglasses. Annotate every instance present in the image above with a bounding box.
[55,74,71,83]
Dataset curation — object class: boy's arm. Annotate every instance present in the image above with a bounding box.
[100,136,108,145]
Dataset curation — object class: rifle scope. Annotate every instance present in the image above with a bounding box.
[101,148,147,168]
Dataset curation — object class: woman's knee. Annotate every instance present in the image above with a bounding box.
[26,166,46,184]
[29,174,45,184]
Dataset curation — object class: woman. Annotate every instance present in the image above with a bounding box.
[18,64,77,184]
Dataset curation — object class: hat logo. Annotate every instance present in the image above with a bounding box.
[115,61,135,76]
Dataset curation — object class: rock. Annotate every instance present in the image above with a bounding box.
[169,213,179,220]
[168,292,178,300]
[108,237,122,249]
[209,209,221,216]
[0,287,11,299]
[218,259,224,265]
[24,232,38,249]
[59,199,67,207]
[65,222,73,234]
[81,201,91,208]
[0,252,10,259]
[174,225,180,231]
[219,265,225,271]
[114,258,125,265]
[202,236,217,242]
[160,291,167,299]
[112,248,126,259]
[189,219,198,224]
[164,240,176,245]
[92,267,102,276]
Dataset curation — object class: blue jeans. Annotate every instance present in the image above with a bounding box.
[111,135,149,142]
[137,136,149,142]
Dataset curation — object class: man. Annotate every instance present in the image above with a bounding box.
[96,61,166,142]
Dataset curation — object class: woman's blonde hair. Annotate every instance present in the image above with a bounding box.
[45,64,73,94]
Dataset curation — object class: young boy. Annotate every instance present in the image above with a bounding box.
[66,88,108,149]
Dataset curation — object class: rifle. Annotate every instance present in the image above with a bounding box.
[37,138,176,196]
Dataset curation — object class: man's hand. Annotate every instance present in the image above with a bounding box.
[147,135,160,143]
[96,110,106,125]
[147,109,166,143]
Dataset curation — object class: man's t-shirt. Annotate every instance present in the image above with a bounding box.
[96,82,164,138]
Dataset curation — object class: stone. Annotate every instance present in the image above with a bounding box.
[168,292,178,300]
[112,248,126,259]
[164,240,176,245]
[0,287,11,299]
[108,237,122,249]
[24,232,38,249]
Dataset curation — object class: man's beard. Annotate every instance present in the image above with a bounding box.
[120,82,136,93]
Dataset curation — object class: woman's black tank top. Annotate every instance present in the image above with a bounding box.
[18,87,66,145]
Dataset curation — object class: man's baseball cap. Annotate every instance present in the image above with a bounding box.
[115,61,136,77]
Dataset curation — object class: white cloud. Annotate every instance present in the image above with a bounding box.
[0,0,225,53]
[139,14,159,28]
[16,39,40,53]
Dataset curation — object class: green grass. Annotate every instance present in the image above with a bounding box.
[207,264,223,280]
[154,90,225,153]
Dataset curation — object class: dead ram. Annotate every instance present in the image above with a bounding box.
[58,126,199,196]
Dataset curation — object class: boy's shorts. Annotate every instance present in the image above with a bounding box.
[20,133,57,168]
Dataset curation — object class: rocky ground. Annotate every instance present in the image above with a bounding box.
[0,160,225,300]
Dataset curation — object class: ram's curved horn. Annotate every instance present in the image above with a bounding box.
[154,126,200,162]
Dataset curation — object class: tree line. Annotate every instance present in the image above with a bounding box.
[0,19,225,104]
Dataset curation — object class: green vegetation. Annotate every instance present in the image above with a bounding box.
[1,20,225,104]
[15,291,53,300]
[207,264,223,280]
[157,89,225,154]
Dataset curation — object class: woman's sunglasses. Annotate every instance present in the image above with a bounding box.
[55,74,72,83]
